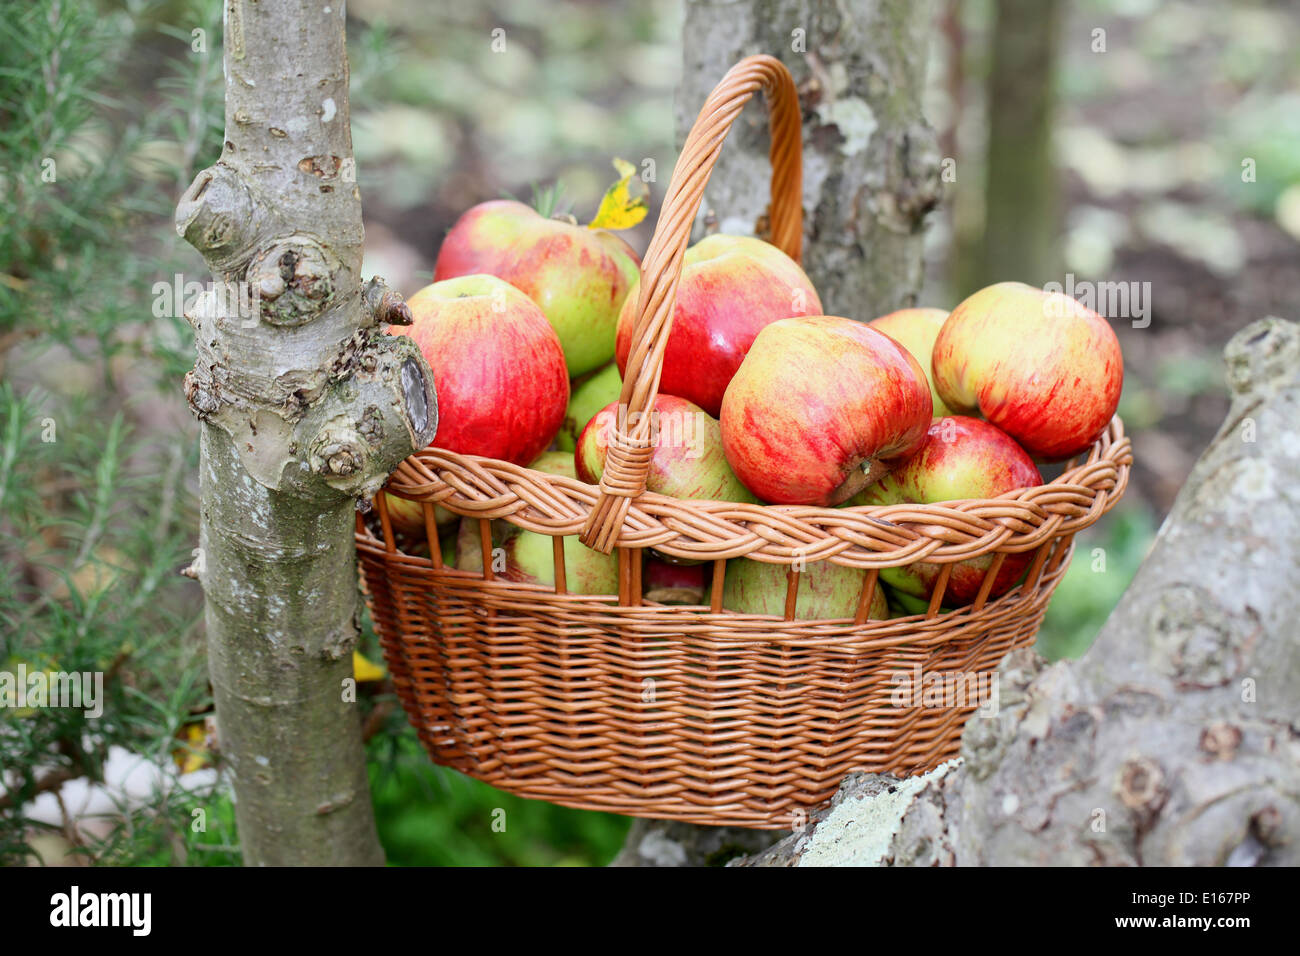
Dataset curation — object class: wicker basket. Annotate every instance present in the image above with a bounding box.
[357,55,1132,828]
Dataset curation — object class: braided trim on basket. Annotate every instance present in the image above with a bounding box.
[383,417,1131,568]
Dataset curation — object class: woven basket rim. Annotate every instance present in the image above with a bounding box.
[356,531,1071,646]
[380,416,1131,568]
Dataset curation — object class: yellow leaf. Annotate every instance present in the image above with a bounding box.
[587,158,649,231]
[353,650,385,683]
[174,723,209,774]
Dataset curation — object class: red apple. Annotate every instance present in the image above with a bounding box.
[431,200,530,278]
[614,234,821,417]
[390,274,568,466]
[720,316,932,505]
[434,200,641,376]
[456,450,618,595]
[576,393,758,503]
[644,557,707,605]
[722,558,888,620]
[867,307,954,418]
[854,416,1042,606]
[932,281,1123,460]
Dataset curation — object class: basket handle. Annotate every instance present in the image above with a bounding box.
[578,54,803,553]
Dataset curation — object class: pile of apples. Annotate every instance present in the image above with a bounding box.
[386,197,1123,619]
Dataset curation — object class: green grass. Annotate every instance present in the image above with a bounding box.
[369,730,631,866]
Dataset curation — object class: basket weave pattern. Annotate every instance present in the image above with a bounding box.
[357,55,1132,827]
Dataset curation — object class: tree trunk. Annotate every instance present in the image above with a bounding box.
[676,0,942,319]
[961,0,1062,293]
[176,0,437,866]
[737,318,1300,866]
[610,0,940,865]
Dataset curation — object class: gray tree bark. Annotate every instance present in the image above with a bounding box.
[175,0,437,865]
[677,0,942,319]
[961,0,1062,293]
[609,0,940,865]
[610,818,784,867]
[736,318,1300,866]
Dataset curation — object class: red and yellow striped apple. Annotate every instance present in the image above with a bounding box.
[867,307,954,418]
[720,316,932,505]
[434,200,640,376]
[855,416,1041,606]
[576,393,758,503]
[390,274,568,466]
[384,275,568,535]
[932,282,1123,460]
[614,234,821,417]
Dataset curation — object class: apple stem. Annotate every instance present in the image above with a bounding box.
[860,457,892,489]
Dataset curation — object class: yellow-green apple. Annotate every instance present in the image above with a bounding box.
[434,200,641,376]
[855,416,1041,606]
[576,393,758,503]
[390,274,568,465]
[722,558,888,620]
[885,585,936,618]
[932,281,1123,460]
[528,450,578,475]
[431,530,457,569]
[644,556,706,605]
[384,487,473,539]
[381,490,457,539]
[557,361,622,452]
[720,316,932,505]
[867,307,954,418]
[461,454,577,554]
[454,517,492,574]
[458,450,618,594]
[376,514,458,565]
[613,234,821,417]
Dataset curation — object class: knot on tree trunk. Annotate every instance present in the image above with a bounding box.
[177,167,437,501]
[1224,316,1300,399]
[176,164,269,276]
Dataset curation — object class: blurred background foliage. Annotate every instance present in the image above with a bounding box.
[1,0,1297,865]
